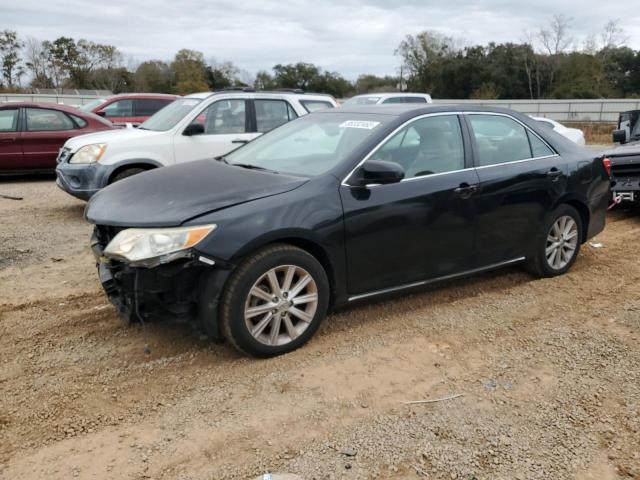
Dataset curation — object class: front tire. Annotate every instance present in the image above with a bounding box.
[527,204,582,277]
[219,244,329,357]
[110,167,146,184]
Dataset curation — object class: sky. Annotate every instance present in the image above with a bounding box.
[3,0,640,80]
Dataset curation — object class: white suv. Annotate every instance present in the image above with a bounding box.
[55,90,337,200]
[341,92,432,107]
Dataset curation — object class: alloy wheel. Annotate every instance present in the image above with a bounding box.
[244,265,319,346]
[545,215,579,270]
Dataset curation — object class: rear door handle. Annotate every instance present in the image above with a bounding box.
[547,168,562,178]
[454,183,478,198]
[231,139,249,145]
[0,137,16,144]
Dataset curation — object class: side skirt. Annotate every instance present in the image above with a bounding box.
[347,257,526,302]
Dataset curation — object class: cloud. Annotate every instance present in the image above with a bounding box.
[3,0,640,79]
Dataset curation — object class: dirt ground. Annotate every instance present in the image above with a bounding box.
[0,178,639,480]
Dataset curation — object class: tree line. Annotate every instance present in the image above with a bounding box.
[1,16,639,99]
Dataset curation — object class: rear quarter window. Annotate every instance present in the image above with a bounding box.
[69,114,88,128]
[135,99,174,116]
[301,100,335,113]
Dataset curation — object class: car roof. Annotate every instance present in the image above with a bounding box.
[350,92,431,99]
[184,90,335,101]
[323,103,531,120]
[0,101,90,113]
[103,93,179,99]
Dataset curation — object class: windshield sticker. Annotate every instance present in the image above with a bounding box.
[339,120,381,130]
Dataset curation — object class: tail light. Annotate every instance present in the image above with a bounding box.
[603,157,612,177]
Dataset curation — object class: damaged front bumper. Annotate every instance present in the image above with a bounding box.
[91,227,231,340]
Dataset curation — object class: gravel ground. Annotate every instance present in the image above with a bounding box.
[0,178,639,480]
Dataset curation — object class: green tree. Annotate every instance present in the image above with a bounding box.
[395,31,457,94]
[269,62,353,97]
[272,62,321,90]
[552,53,608,98]
[599,47,640,97]
[354,74,399,94]
[40,37,124,90]
[254,70,276,90]
[171,49,208,94]
[134,60,173,92]
[205,60,244,90]
[0,30,24,88]
[41,37,77,89]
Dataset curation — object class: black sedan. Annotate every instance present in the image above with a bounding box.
[86,105,610,357]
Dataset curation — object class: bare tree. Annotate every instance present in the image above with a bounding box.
[521,30,541,99]
[582,33,598,55]
[24,36,52,88]
[600,19,629,49]
[538,14,573,55]
[536,15,573,97]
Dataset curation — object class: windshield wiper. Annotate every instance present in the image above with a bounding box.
[231,163,279,174]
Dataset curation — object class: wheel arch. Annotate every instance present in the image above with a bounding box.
[230,231,339,308]
[554,196,590,244]
[107,159,162,184]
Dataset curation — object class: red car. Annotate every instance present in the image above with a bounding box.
[0,102,113,174]
[78,94,179,127]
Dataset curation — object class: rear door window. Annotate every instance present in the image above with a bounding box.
[25,108,75,131]
[403,97,428,103]
[135,99,173,116]
[0,109,19,131]
[193,99,248,134]
[468,115,533,166]
[101,99,134,118]
[369,115,465,178]
[255,99,298,132]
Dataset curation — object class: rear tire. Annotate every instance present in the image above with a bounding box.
[219,244,329,357]
[526,204,582,277]
[110,167,146,184]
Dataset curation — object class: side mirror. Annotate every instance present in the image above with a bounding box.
[96,110,106,117]
[349,160,405,187]
[612,129,627,144]
[183,123,205,136]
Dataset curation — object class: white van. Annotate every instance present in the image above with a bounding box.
[55,90,337,200]
[341,92,432,106]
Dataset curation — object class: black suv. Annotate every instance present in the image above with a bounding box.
[86,105,610,357]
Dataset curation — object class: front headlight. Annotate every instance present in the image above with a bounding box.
[69,143,107,164]
[104,224,216,267]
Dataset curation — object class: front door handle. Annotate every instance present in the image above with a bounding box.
[0,137,16,144]
[231,139,249,145]
[454,183,478,198]
[547,168,563,178]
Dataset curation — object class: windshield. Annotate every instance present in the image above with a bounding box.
[139,98,203,131]
[225,113,390,177]
[342,96,381,106]
[79,99,105,112]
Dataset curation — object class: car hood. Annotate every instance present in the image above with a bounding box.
[64,127,163,152]
[602,140,640,157]
[85,159,309,227]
